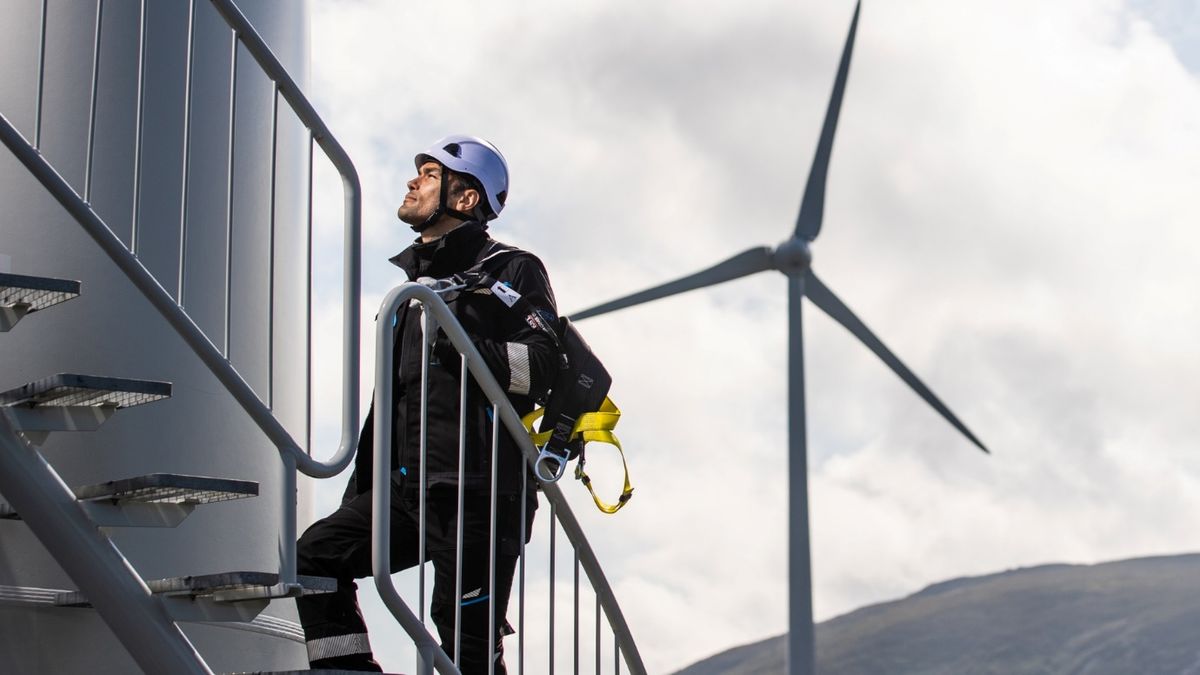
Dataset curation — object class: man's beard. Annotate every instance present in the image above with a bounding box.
[397,204,428,230]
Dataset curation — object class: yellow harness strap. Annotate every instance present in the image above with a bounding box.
[521,397,634,514]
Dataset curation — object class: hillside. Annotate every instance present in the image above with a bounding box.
[675,553,1200,675]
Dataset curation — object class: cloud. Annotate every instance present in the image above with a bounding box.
[307,0,1200,671]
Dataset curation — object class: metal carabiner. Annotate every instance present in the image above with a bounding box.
[533,445,571,483]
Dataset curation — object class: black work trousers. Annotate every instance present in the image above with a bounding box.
[297,475,536,674]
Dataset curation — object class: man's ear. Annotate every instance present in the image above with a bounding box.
[453,188,481,213]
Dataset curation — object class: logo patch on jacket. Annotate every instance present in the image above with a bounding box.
[491,280,522,308]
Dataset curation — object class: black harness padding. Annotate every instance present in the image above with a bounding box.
[441,248,611,464]
[538,318,612,463]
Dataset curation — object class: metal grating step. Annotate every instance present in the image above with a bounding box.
[73,473,259,506]
[55,572,336,608]
[0,373,170,409]
[0,272,80,312]
[0,474,257,525]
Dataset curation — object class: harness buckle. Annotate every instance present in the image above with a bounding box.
[533,445,572,483]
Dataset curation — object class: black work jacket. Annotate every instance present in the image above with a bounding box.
[352,222,560,497]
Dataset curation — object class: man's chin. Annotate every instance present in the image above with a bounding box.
[396,208,420,227]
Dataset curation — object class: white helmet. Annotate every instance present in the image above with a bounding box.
[414,134,509,220]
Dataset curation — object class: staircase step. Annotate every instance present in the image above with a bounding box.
[0,473,257,523]
[0,272,80,312]
[54,572,336,608]
[73,473,259,505]
[0,373,170,409]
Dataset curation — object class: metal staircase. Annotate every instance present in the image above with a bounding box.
[0,1,645,674]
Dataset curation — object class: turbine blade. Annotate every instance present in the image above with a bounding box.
[794,0,861,242]
[570,246,776,321]
[804,270,989,454]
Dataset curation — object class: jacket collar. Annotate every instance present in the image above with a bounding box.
[388,221,491,280]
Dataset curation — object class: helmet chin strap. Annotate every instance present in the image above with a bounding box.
[410,167,475,233]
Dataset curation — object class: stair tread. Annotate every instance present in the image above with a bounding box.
[73,473,259,505]
[55,571,336,607]
[0,373,171,408]
[0,272,80,312]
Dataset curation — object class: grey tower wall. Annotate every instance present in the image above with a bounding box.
[0,1,317,672]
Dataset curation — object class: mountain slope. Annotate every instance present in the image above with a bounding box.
[675,553,1200,675]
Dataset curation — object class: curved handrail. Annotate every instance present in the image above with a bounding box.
[371,283,648,675]
[0,1,360,480]
[206,0,362,479]
[0,0,362,593]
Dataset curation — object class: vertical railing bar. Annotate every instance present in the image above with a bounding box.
[267,83,278,409]
[130,0,148,254]
[83,0,104,203]
[304,131,313,455]
[549,502,557,675]
[488,402,500,675]
[455,355,468,668]
[419,310,432,624]
[34,0,49,149]
[574,549,580,675]
[518,465,527,675]
[279,453,297,585]
[223,31,238,357]
[615,642,620,675]
[595,593,601,675]
[177,0,196,304]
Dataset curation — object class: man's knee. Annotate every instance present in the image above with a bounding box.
[296,521,335,577]
[296,504,372,579]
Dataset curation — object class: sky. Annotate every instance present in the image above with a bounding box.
[303,0,1200,672]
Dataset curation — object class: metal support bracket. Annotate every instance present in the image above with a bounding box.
[0,304,30,332]
[5,405,117,433]
[0,501,195,528]
[85,501,195,528]
[162,595,269,623]
[210,582,307,603]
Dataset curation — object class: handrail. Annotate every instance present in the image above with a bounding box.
[372,283,648,675]
[2,1,360,476]
[205,0,363,479]
[0,0,360,591]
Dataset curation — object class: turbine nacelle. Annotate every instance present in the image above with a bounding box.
[773,238,813,276]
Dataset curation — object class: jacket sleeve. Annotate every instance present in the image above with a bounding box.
[438,254,561,402]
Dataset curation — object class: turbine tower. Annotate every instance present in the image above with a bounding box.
[570,3,988,673]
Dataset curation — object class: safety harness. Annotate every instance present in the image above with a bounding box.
[425,244,634,514]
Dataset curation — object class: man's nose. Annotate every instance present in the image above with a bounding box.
[406,175,419,190]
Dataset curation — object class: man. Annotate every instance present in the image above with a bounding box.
[296,135,560,673]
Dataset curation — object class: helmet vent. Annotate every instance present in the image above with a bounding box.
[443,143,463,158]
[496,190,507,206]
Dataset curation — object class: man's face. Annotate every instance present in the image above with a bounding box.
[396,160,443,226]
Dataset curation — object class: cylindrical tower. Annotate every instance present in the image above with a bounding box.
[0,1,315,672]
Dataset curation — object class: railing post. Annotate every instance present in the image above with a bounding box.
[34,0,48,149]
[222,29,238,356]
[177,0,196,303]
[455,356,468,668]
[83,0,104,203]
[279,452,297,586]
[488,401,500,675]
[130,0,148,253]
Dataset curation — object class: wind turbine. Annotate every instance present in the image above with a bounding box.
[569,2,988,673]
